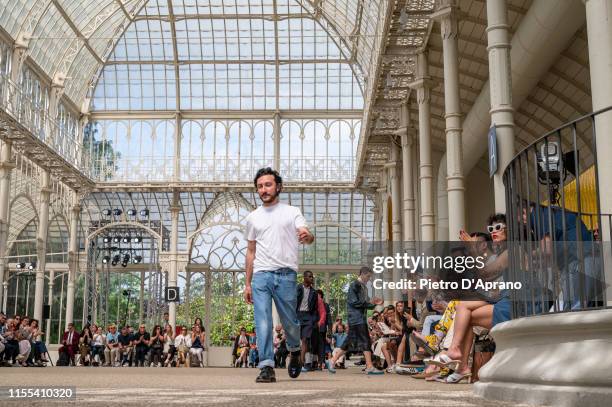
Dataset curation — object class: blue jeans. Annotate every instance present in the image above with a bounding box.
[563,256,602,310]
[252,268,301,369]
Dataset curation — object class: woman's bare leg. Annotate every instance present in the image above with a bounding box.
[447,303,492,361]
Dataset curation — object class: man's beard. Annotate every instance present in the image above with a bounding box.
[259,189,279,203]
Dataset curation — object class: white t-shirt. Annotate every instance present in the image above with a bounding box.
[245,202,308,273]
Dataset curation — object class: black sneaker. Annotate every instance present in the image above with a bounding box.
[288,351,302,379]
[256,366,276,383]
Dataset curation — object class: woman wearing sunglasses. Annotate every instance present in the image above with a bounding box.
[425,214,511,383]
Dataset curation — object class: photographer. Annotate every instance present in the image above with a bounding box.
[133,324,150,367]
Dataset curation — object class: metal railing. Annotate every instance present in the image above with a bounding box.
[504,106,612,318]
[0,73,85,172]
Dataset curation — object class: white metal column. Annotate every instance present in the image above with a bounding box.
[33,170,51,322]
[169,193,180,328]
[398,103,416,243]
[434,0,466,240]
[65,195,80,327]
[45,270,54,346]
[410,53,436,241]
[487,0,516,213]
[0,141,14,310]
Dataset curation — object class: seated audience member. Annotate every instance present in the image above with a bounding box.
[233,326,250,367]
[79,325,93,366]
[248,330,258,368]
[273,325,288,368]
[91,326,106,366]
[29,319,47,366]
[421,299,445,337]
[105,324,119,366]
[376,305,402,372]
[117,326,133,367]
[60,323,80,366]
[331,323,348,368]
[16,317,33,367]
[1,318,19,365]
[0,312,6,362]
[133,324,151,367]
[427,214,510,383]
[174,326,191,367]
[149,325,164,367]
[190,324,206,367]
[163,324,176,367]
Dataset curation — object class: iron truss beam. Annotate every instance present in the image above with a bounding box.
[91,181,368,193]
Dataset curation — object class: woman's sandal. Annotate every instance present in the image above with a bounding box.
[444,371,472,384]
[424,353,461,370]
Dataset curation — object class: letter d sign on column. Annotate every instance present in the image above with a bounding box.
[165,286,179,302]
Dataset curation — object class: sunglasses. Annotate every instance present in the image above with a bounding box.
[487,223,506,233]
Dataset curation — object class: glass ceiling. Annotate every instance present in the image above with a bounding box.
[90,0,363,111]
[0,1,375,109]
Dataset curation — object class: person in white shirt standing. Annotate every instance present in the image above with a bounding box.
[244,167,314,383]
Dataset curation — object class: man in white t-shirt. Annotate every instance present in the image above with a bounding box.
[244,167,314,383]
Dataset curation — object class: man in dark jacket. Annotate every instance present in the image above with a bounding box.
[325,266,384,375]
[296,270,318,370]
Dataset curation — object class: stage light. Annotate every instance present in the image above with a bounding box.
[122,236,131,243]
[28,262,36,270]
[127,209,137,216]
[113,208,123,216]
[140,209,149,217]
[102,256,110,264]
[102,209,112,216]
[133,255,143,264]
[112,254,120,266]
[113,236,121,243]
[103,236,111,243]
[16,262,25,270]
[121,253,130,268]
[133,236,142,243]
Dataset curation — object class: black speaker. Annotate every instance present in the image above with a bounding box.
[43,305,50,319]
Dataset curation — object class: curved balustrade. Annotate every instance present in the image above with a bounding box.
[503,106,612,318]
